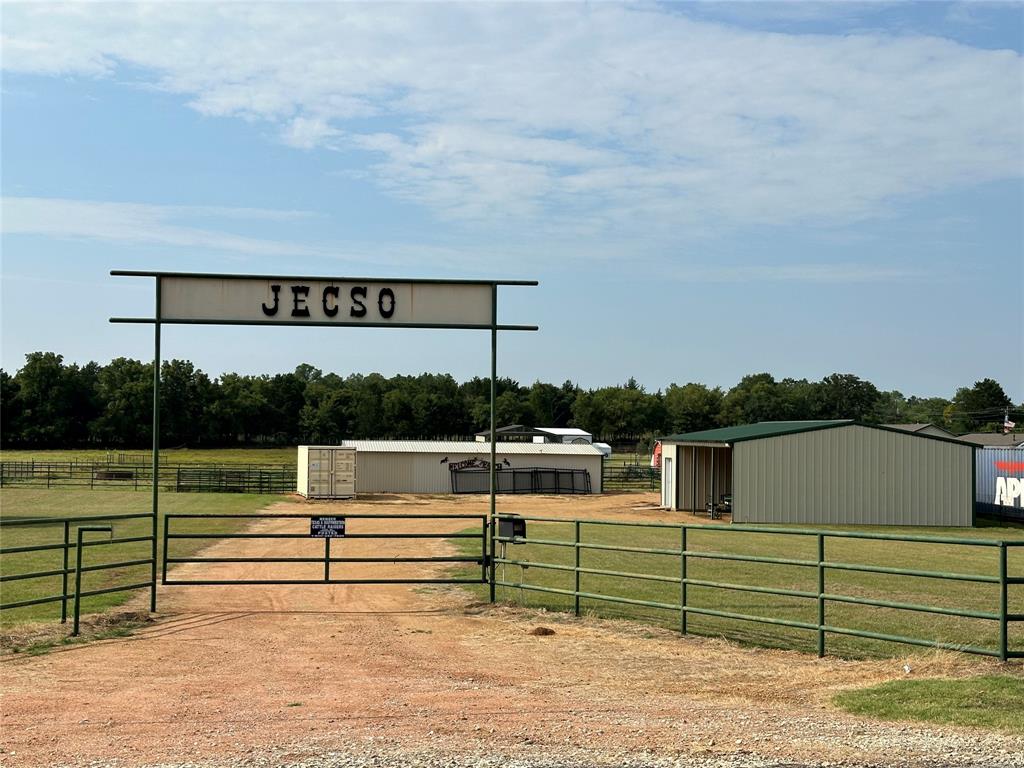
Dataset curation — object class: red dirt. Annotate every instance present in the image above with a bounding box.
[1,493,1021,767]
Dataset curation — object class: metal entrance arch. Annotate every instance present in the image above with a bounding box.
[110,270,538,606]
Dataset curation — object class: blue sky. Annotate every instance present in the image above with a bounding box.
[2,1,1022,400]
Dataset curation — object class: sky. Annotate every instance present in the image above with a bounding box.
[2,1,1022,401]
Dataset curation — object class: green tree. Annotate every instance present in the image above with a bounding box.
[664,382,722,433]
[812,373,882,421]
[718,373,788,425]
[91,357,152,446]
[947,379,1014,433]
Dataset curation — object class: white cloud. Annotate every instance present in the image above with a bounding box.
[671,262,924,283]
[1,197,329,257]
[2,3,1021,233]
[0,196,535,273]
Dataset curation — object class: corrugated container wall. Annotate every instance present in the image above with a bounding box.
[975,447,1024,521]
[353,449,604,494]
[732,425,974,526]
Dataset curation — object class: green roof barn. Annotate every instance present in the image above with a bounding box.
[659,420,976,527]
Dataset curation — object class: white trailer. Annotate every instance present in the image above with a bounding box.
[297,445,356,499]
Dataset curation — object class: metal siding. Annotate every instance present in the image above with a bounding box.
[353,449,604,494]
[661,443,678,508]
[733,425,973,526]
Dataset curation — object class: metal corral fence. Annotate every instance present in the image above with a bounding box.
[0,513,156,634]
[491,514,1024,660]
[0,461,296,494]
[451,467,592,495]
[602,462,660,491]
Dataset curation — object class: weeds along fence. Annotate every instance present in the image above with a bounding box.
[602,463,660,491]
[0,513,155,633]
[491,514,1024,660]
[0,461,296,494]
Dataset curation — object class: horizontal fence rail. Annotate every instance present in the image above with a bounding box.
[163,513,489,586]
[451,467,591,495]
[0,513,155,627]
[601,463,660,491]
[0,460,296,494]
[490,514,1024,661]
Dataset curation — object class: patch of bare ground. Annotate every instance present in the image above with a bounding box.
[1,493,1021,767]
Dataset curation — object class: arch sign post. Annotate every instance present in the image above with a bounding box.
[110,270,538,610]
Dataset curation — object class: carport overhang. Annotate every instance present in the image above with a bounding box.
[659,439,734,512]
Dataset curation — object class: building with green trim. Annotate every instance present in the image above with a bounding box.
[659,420,976,526]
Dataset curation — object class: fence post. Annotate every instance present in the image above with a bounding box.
[161,516,170,585]
[999,542,1008,662]
[488,515,496,603]
[574,520,581,616]
[481,516,488,584]
[680,526,687,635]
[73,526,112,636]
[324,537,331,582]
[60,520,71,623]
[817,533,826,658]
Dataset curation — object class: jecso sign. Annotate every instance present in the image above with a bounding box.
[158,276,494,328]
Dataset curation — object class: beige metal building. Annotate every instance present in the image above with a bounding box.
[336,440,604,494]
[660,421,975,527]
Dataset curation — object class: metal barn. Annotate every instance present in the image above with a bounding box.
[660,421,976,527]
[336,440,604,494]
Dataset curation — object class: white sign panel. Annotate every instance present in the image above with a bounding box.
[159,277,493,327]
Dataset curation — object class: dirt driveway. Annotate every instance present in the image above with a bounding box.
[2,493,1022,767]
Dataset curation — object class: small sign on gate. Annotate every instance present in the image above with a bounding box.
[310,516,346,538]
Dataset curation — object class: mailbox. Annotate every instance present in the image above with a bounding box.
[498,516,526,540]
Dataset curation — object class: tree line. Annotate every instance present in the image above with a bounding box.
[1,351,1020,449]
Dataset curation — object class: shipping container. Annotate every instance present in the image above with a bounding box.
[297,446,356,499]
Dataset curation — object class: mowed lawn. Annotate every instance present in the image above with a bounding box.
[0,488,277,625]
[455,517,1024,659]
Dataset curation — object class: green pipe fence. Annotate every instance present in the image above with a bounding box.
[0,513,155,624]
[491,514,1024,661]
[0,460,296,494]
[162,512,490,586]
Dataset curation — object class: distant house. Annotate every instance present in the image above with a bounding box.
[474,425,594,444]
[474,424,610,455]
[884,423,958,439]
[958,432,1024,449]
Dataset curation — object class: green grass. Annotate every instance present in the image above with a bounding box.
[0,447,297,465]
[0,488,277,625]
[455,518,1024,659]
[835,676,1024,734]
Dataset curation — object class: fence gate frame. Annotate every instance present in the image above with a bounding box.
[111,270,538,607]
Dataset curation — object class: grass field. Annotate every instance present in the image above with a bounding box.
[835,676,1024,734]
[454,517,1024,659]
[0,488,277,625]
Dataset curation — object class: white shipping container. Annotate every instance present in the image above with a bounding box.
[297,446,357,499]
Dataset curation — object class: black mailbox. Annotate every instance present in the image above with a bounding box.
[498,516,526,540]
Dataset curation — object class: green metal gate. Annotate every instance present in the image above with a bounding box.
[162,512,489,586]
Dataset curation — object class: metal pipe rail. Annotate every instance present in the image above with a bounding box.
[163,512,490,586]
[491,513,1024,660]
[0,513,155,623]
